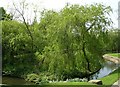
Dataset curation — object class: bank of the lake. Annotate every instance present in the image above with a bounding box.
[2,54,120,86]
[44,54,120,86]
[99,67,120,86]
[103,54,120,64]
[2,76,34,85]
[107,53,120,58]
[2,60,118,85]
[95,54,120,86]
[42,67,120,86]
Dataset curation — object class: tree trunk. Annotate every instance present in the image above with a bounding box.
[82,42,91,72]
[82,26,92,73]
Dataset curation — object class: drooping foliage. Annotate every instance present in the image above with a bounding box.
[2,4,112,80]
[38,4,112,79]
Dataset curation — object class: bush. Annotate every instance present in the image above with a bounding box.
[39,72,58,82]
[67,78,87,82]
[26,73,58,84]
[26,73,40,84]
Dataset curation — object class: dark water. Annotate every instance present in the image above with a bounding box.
[2,76,34,85]
[2,61,119,85]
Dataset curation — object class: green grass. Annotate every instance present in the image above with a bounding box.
[42,82,100,87]
[99,67,120,86]
[42,82,111,87]
[42,66,120,87]
[107,53,120,58]
[43,53,120,87]
[3,69,120,87]
[44,82,95,85]
[4,53,120,87]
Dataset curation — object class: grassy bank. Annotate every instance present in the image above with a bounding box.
[43,82,95,86]
[2,68,120,87]
[107,53,120,58]
[99,67,120,86]
[43,64,120,87]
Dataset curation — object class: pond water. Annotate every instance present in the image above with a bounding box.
[2,76,34,85]
[89,60,119,80]
[2,60,119,85]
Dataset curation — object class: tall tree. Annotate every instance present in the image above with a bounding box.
[39,4,112,79]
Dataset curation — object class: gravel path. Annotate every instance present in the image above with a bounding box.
[111,78,120,87]
[103,54,120,87]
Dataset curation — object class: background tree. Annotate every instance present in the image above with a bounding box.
[2,3,113,81]
[106,29,120,53]
[0,7,13,20]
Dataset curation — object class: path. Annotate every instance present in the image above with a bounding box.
[111,79,120,87]
[103,54,120,64]
[103,54,120,87]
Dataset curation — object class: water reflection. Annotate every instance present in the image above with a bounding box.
[2,61,119,84]
[90,61,119,80]
[2,76,34,85]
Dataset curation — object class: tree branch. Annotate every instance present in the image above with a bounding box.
[13,3,34,52]
[86,21,96,31]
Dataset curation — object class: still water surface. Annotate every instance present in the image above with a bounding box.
[2,76,34,85]
[2,61,119,85]
[90,61,119,79]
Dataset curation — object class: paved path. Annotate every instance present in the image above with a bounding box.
[103,54,120,64]
[111,78,120,87]
[103,54,120,87]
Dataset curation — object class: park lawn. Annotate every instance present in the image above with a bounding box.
[99,67,120,86]
[45,82,95,85]
[43,82,111,87]
[4,68,120,87]
[44,67,120,87]
[42,82,101,87]
[107,53,120,58]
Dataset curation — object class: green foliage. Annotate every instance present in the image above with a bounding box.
[39,3,112,79]
[26,73,58,84]
[0,7,13,20]
[2,20,40,76]
[2,3,113,82]
[26,73,40,84]
[105,29,120,53]
[99,67,120,85]
[67,78,87,82]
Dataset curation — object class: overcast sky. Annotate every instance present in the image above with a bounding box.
[0,0,119,28]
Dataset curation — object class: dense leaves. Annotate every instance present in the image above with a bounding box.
[38,4,112,79]
[2,4,113,81]
[2,21,40,76]
[106,29,120,53]
[0,7,13,20]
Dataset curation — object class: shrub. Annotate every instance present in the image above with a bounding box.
[26,73,40,84]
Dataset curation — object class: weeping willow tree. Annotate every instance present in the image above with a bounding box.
[38,3,112,80]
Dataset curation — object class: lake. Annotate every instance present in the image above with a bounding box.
[2,60,119,85]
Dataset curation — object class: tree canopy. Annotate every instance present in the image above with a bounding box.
[2,3,113,81]
[38,4,112,79]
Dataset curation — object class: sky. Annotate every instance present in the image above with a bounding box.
[0,0,119,28]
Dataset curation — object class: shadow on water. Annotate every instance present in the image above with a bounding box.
[2,76,34,85]
[2,60,119,85]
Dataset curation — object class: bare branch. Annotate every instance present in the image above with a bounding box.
[13,2,34,52]
[86,21,96,31]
